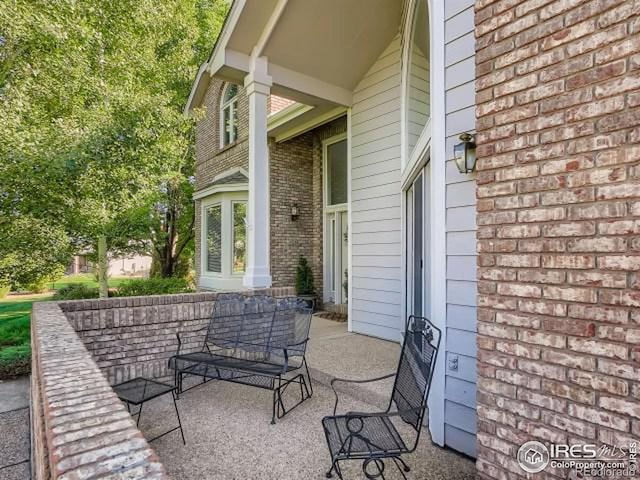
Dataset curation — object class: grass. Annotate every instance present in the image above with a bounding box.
[48,273,130,291]
[0,297,39,379]
[0,274,130,379]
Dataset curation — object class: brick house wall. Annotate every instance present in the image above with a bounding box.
[269,132,315,289]
[193,77,340,295]
[475,1,640,478]
[310,117,348,304]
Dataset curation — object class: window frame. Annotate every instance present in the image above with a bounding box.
[220,83,239,147]
[200,191,248,289]
[322,133,348,212]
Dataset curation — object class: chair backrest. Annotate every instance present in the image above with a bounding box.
[206,294,312,357]
[390,315,441,431]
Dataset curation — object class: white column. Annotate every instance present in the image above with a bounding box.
[243,57,273,288]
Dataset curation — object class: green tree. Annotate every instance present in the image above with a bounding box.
[0,216,72,291]
[0,0,228,296]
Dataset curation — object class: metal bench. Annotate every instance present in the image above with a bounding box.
[168,293,314,424]
[321,315,441,479]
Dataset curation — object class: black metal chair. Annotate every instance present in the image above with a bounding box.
[321,315,441,479]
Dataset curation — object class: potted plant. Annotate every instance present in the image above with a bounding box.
[343,268,348,303]
[295,256,316,310]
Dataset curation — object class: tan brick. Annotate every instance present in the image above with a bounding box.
[541,349,596,371]
[519,330,566,349]
[541,254,594,269]
[568,369,629,396]
[568,337,628,360]
[544,380,595,405]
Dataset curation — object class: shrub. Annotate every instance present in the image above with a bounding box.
[116,277,193,297]
[295,256,315,295]
[26,278,50,294]
[53,283,100,301]
[0,345,31,379]
[0,283,10,299]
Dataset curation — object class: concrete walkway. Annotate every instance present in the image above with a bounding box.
[149,316,475,479]
[0,377,30,480]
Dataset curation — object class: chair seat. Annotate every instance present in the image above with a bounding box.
[169,351,296,376]
[322,414,408,459]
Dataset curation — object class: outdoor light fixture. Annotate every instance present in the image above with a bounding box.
[454,132,477,174]
[291,204,299,221]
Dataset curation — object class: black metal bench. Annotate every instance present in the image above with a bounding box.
[168,293,314,424]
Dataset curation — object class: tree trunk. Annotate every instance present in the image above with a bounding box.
[96,235,109,298]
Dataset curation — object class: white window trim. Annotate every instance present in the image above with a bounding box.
[399,0,446,447]
[220,83,239,147]
[200,190,248,290]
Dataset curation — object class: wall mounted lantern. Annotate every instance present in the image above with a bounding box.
[291,204,300,221]
[454,133,477,174]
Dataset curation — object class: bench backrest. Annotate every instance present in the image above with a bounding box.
[205,294,312,359]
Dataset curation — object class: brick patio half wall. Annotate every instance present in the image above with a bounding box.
[475,1,640,479]
[31,288,293,479]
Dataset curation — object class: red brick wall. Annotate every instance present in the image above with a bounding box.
[475,1,640,478]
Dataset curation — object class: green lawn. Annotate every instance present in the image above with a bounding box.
[48,273,130,291]
[0,296,41,378]
[0,274,130,379]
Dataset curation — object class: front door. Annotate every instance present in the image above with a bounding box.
[323,135,348,304]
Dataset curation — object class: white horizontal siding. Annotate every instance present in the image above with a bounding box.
[350,35,403,342]
[444,3,477,457]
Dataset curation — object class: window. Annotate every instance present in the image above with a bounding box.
[232,202,247,273]
[220,83,239,146]
[206,204,222,273]
[406,0,430,155]
[326,139,348,206]
[200,190,248,289]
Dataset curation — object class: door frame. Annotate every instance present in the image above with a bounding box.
[322,133,348,305]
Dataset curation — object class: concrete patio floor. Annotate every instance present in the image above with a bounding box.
[0,377,30,480]
[145,316,475,479]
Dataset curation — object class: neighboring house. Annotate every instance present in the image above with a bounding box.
[67,254,151,277]
[187,0,640,477]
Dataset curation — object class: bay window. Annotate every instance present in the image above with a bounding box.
[201,191,247,289]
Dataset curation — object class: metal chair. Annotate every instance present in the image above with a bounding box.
[321,315,441,479]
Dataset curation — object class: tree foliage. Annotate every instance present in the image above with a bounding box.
[0,0,228,294]
[0,216,71,289]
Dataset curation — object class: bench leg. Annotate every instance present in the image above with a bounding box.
[271,378,278,425]
[172,390,186,445]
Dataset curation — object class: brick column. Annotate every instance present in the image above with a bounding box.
[475,1,640,479]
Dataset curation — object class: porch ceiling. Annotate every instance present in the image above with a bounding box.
[188,0,401,112]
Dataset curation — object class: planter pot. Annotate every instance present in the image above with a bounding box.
[297,294,317,312]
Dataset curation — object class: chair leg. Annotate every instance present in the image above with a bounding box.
[392,458,410,479]
[362,458,386,479]
[395,456,411,472]
[303,358,313,397]
[326,459,343,479]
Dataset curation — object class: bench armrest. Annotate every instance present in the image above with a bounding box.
[175,326,210,357]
